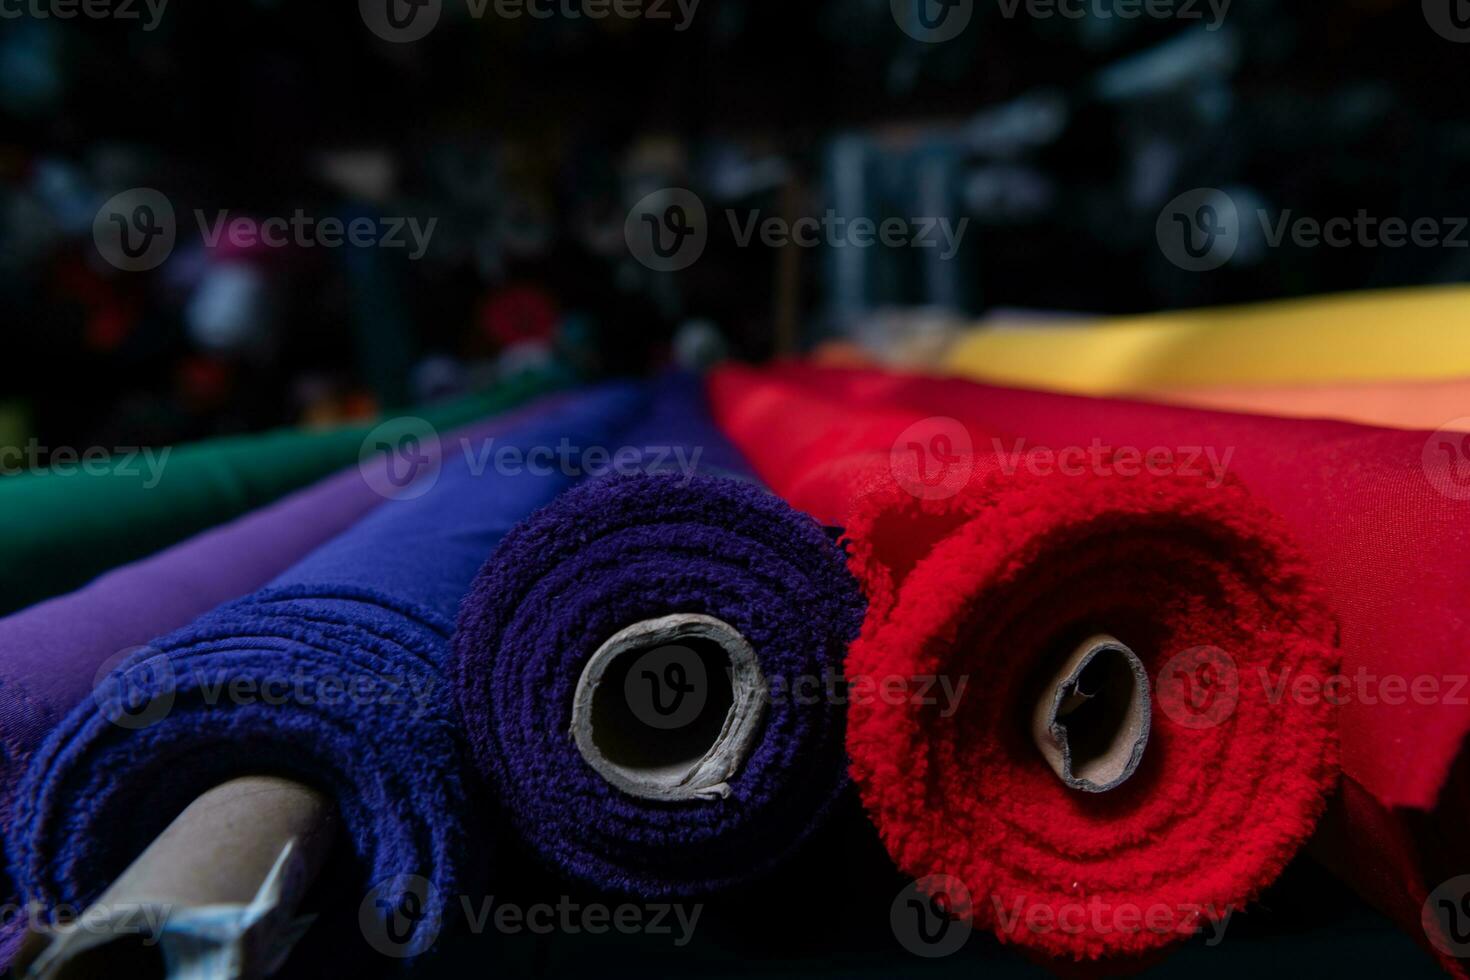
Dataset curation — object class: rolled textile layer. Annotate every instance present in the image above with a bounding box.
[1141,377,1470,433]
[0,370,558,616]
[941,285,1470,394]
[739,363,1470,975]
[8,382,647,965]
[0,390,562,969]
[707,367,1339,962]
[453,374,865,897]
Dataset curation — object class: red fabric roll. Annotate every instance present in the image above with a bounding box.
[707,367,1340,964]
[711,363,1470,975]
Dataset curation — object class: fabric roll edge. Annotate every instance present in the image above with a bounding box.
[453,471,867,898]
[703,366,1343,965]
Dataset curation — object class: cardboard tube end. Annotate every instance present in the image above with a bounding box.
[19,776,335,980]
[572,613,767,802]
[1031,635,1151,793]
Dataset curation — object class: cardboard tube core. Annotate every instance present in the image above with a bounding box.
[19,775,335,980]
[572,613,767,802]
[1031,635,1151,793]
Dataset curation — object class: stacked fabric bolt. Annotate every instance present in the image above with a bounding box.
[931,286,1470,435]
[717,362,1470,976]
[0,370,559,616]
[8,383,647,970]
[0,392,562,969]
[940,285,1470,396]
[453,373,866,896]
[708,365,1340,966]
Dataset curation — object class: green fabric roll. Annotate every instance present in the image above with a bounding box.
[0,370,560,616]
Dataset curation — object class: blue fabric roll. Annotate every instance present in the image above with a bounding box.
[454,374,865,896]
[8,381,648,964]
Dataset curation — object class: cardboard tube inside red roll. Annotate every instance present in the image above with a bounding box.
[707,367,1340,964]
[1031,635,1151,794]
[736,361,1470,977]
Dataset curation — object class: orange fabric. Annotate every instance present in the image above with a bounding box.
[1145,378,1470,432]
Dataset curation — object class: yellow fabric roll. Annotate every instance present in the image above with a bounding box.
[942,286,1470,394]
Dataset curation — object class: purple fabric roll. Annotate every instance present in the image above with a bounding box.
[453,375,865,896]
[6,385,643,970]
[0,393,567,969]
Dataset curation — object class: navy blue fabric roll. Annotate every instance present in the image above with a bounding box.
[9,382,648,963]
[454,374,865,897]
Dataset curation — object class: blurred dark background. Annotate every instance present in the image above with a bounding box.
[2,0,1466,461]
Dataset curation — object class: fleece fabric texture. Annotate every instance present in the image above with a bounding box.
[0,370,559,616]
[7,382,647,966]
[739,362,1470,975]
[707,368,1340,963]
[0,393,567,970]
[453,373,865,896]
